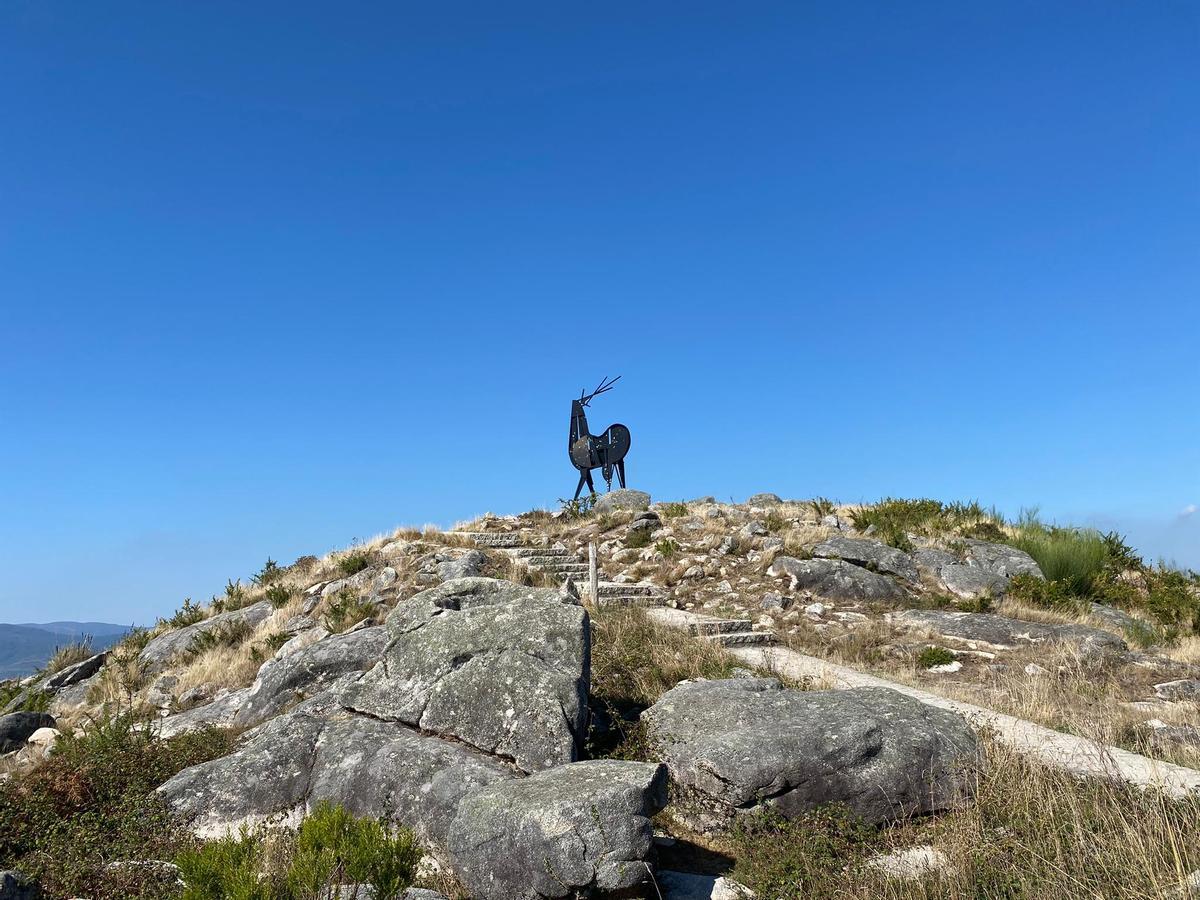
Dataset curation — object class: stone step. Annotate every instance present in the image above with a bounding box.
[520,554,585,566]
[687,619,753,637]
[457,532,523,548]
[513,548,577,559]
[597,595,658,607]
[703,630,777,647]
[596,582,661,597]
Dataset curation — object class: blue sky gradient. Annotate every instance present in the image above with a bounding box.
[2,2,1197,624]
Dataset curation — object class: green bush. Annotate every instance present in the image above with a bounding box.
[1144,567,1200,631]
[336,551,372,577]
[1008,573,1085,612]
[917,646,956,668]
[0,714,235,899]
[654,538,679,558]
[264,583,295,609]
[809,497,839,519]
[251,558,284,586]
[557,494,597,519]
[851,498,1005,549]
[323,589,376,634]
[659,502,688,519]
[176,802,420,900]
[162,597,206,629]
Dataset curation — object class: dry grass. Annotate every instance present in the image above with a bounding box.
[172,597,304,695]
[45,640,95,674]
[723,736,1200,899]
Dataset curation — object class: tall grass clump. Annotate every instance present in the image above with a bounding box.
[45,635,94,673]
[1009,512,1107,596]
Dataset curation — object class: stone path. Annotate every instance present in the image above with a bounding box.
[645,608,1200,799]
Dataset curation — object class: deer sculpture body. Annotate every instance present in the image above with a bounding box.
[568,376,631,500]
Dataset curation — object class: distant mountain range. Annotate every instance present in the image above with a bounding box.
[0,622,134,679]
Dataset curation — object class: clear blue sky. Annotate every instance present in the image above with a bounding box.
[2,2,1197,625]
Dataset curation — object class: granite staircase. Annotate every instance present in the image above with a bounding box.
[455,531,667,607]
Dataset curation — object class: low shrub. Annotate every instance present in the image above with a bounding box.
[251,558,284,586]
[1009,519,1107,596]
[809,497,839,519]
[323,589,376,634]
[917,646,956,668]
[1008,573,1085,611]
[264,583,295,609]
[557,494,597,520]
[654,538,680,558]
[336,550,372,577]
[187,620,254,658]
[659,502,688,519]
[162,597,206,629]
[177,801,421,900]
[0,714,235,899]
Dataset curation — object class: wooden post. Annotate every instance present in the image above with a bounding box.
[589,541,599,606]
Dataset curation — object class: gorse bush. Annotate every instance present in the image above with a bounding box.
[809,497,839,519]
[557,493,597,519]
[323,589,375,634]
[251,558,284,586]
[655,538,679,558]
[850,498,1004,550]
[264,583,295,609]
[163,597,206,629]
[336,550,372,577]
[177,802,421,900]
[187,619,254,657]
[0,714,235,899]
[917,646,956,668]
[659,501,688,519]
[624,527,653,549]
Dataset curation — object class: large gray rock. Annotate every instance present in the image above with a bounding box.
[40,651,108,692]
[938,564,1009,601]
[891,609,1127,656]
[159,690,514,844]
[747,492,783,506]
[767,556,908,601]
[341,578,589,772]
[811,536,920,583]
[154,687,252,738]
[445,760,667,900]
[642,678,977,829]
[963,540,1043,578]
[592,489,651,515]
[1153,679,1200,702]
[436,549,488,582]
[233,626,389,728]
[139,602,274,672]
[0,870,39,900]
[913,548,959,576]
[0,712,56,754]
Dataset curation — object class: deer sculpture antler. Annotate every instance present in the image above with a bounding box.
[579,375,621,407]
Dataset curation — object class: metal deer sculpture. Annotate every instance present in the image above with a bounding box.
[568,376,632,500]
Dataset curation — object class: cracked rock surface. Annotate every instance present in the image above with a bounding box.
[341,577,589,772]
[446,759,668,900]
[642,678,978,829]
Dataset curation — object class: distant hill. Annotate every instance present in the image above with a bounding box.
[0,622,133,679]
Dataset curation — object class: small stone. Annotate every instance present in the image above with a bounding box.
[760,593,791,611]
[928,661,962,674]
[804,602,827,617]
[1024,663,1048,676]
[867,846,951,880]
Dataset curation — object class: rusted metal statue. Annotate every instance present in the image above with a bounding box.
[568,376,631,500]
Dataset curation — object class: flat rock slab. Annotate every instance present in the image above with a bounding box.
[40,651,108,692]
[642,678,977,830]
[812,536,920,583]
[767,556,908,602]
[446,759,667,900]
[341,578,589,772]
[892,609,1127,656]
[154,687,252,739]
[139,602,274,672]
[159,690,514,845]
[233,626,389,728]
[0,711,56,754]
[1154,680,1200,702]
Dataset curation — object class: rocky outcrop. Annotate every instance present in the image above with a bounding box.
[938,565,1009,601]
[154,687,252,738]
[891,609,1127,656]
[40,651,108,691]
[767,556,908,601]
[445,760,668,900]
[0,712,56,754]
[436,549,487,581]
[138,602,274,672]
[642,678,977,829]
[812,536,920,583]
[159,689,514,843]
[233,626,389,728]
[341,578,589,772]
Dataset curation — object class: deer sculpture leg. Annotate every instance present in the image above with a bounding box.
[616,459,626,489]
